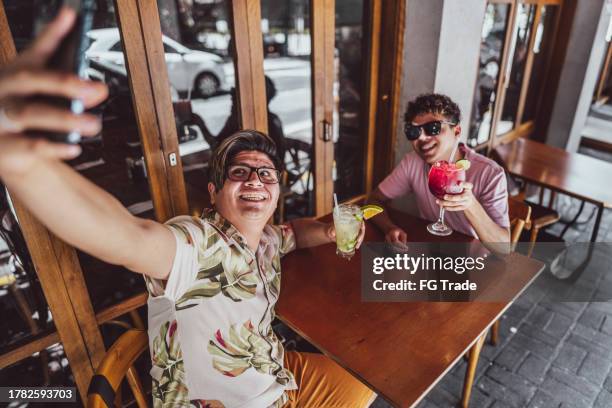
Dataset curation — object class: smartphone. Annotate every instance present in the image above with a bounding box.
[37,0,97,144]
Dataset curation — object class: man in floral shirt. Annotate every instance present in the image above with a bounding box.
[0,12,375,405]
[144,130,375,407]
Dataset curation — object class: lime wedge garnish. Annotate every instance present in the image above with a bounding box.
[360,204,384,220]
[455,159,471,170]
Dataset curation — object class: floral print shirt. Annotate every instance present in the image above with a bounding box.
[144,210,297,408]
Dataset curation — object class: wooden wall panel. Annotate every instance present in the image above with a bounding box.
[230,0,268,133]
[311,0,335,215]
[135,0,189,217]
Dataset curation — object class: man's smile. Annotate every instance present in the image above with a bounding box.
[419,139,438,157]
[238,191,268,202]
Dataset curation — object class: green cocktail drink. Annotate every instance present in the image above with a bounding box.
[333,203,362,259]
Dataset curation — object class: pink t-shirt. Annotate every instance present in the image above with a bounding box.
[378,144,510,238]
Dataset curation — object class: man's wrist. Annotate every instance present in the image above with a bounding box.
[463,200,483,220]
[0,159,27,183]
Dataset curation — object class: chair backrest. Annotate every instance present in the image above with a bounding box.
[87,329,149,408]
[508,196,531,246]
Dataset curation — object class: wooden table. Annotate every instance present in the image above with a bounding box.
[277,210,544,407]
[494,137,612,242]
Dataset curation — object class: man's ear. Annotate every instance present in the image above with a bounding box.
[208,182,216,205]
[454,124,462,138]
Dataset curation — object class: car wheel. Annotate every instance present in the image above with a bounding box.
[194,72,219,98]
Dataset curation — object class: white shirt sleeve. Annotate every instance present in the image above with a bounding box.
[144,215,208,302]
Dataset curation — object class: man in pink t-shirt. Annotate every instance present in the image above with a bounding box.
[369,94,510,243]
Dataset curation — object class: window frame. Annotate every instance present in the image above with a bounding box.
[470,0,563,154]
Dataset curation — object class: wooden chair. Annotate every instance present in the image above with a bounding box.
[508,195,532,251]
[489,148,559,256]
[461,197,531,408]
[522,193,560,257]
[87,329,149,408]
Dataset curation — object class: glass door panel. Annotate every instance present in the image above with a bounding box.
[157,0,235,215]
[333,0,367,201]
[496,3,536,136]
[261,0,315,219]
[468,3,511,147]
[522,4,559,123]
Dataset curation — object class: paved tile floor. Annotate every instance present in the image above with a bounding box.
[372,147,612,408]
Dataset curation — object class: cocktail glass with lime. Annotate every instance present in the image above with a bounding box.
[332,203,384,259]
[333,203,363,259]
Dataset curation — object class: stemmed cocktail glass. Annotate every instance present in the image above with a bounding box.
[427,161,466,236]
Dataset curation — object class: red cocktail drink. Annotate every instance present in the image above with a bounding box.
[427,160,466,236]
[428,161,466,198]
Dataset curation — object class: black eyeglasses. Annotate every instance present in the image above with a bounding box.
[404,120,457,141]
[227,164,280,184]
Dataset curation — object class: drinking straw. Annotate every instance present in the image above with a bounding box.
[333,193,340,214]
[448,138,460,163]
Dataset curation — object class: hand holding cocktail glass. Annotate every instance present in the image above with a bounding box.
[435,180,475,212]
[426,140,471,236]
[331,195,383,260]
[427,160,467,236]
[329,205,365,259]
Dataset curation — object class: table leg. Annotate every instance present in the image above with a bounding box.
[560,200,585,239]
[461,334,486,408]
[551,204,604,282]
[490,320,499,346]
[590,204,604,243]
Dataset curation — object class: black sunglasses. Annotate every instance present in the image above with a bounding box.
[404,120,457,141]
[227,164,281,184]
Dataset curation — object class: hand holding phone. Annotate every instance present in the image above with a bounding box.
[0,6,108,178]
[36,0,97,144]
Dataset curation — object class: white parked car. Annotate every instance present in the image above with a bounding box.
[86,28,228,98]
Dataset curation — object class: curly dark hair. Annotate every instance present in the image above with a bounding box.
[404,93,462,125]
[209,130,282,191]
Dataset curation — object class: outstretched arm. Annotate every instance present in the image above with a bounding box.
[0,8,175,279]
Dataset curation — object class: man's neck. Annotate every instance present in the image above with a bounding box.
[218,210,265,253]
[240,228,264,253]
